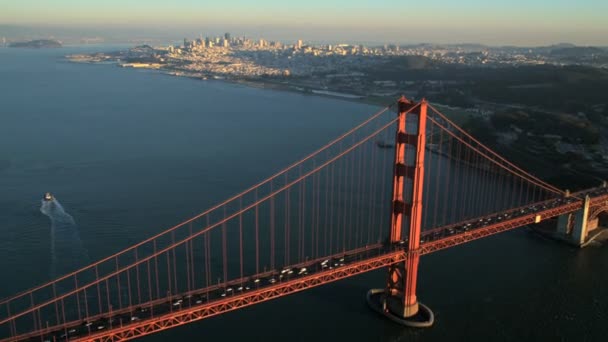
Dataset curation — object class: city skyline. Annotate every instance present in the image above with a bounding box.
[1,0,607,46]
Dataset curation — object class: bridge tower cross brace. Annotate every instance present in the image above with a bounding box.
[368,96,433,327]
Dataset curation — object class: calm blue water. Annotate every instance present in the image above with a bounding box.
[1,46,607,342]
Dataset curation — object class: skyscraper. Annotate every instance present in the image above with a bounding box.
[296,39,303,49]
[224,32,231,41]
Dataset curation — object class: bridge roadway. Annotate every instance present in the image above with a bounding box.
[417,187,608,254]
[13,246,406,342]
[8,187,608,342]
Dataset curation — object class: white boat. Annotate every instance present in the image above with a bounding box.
[44,192,53,201]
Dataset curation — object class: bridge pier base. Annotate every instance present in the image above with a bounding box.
[366,288,434,328]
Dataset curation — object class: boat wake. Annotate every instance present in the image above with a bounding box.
[40,197,90,278]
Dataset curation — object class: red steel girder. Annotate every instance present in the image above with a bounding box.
[419,201,583,254]
[590,194,608,207]
[61,251,407,342]
[421,197,583,238]
[1,244,387,342]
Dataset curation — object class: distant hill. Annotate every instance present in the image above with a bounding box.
[445,43,488,51]
[548,43,577,49]
[9,39,62,48]
[550,46,605,57]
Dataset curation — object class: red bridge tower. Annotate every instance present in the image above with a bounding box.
[367,96,434,327]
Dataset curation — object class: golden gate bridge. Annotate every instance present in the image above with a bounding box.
[1,97,607,341]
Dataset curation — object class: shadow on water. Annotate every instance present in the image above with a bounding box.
[40,197,90,278]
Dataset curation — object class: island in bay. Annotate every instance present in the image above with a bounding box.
[9,39,62,48]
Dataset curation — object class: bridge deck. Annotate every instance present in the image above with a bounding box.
[5,247,404,342]
[5,189,607,342]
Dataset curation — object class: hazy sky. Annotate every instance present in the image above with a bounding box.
[2,0,607,45]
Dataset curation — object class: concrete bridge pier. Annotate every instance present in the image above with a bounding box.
[556,195,591,246]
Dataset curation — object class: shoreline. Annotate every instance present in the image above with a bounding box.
[178,71,398,108]
[65,56,472,119]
